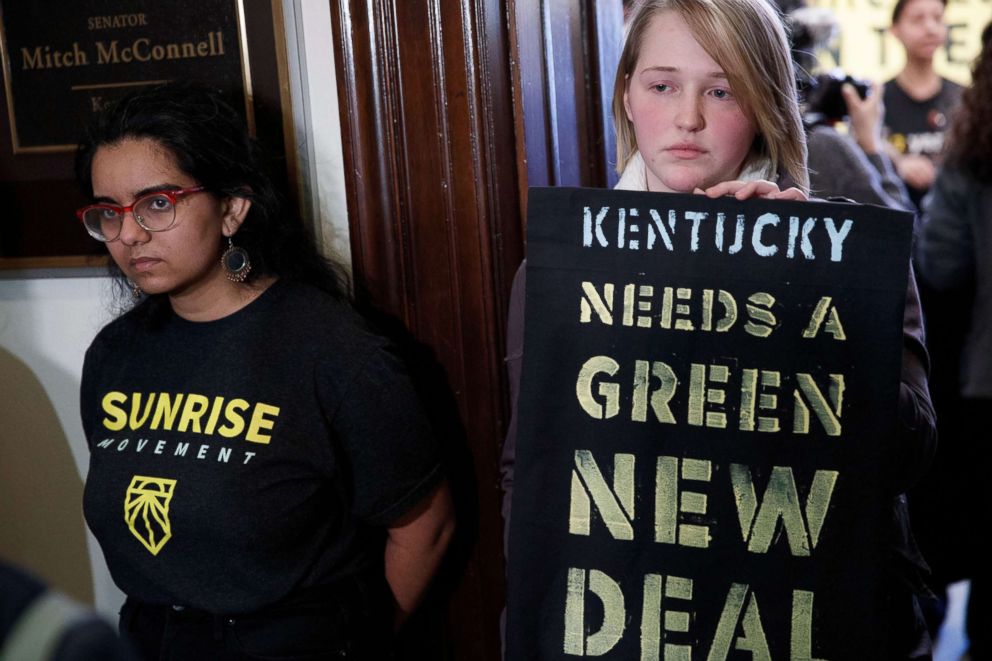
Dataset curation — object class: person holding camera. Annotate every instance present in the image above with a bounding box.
[806,75,914,211]
[786,6,913,211]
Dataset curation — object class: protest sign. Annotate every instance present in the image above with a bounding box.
[505,187,914,659]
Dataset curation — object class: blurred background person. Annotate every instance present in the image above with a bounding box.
[0,559,134,660]
[884,0,962,211]
[783,4,982,653]
[917,21,992,660]
[884,0,975,647]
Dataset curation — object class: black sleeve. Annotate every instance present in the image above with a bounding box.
[79,340,106,445]
[807,127,912,211]
[890,264,937,495]
[864,152,913,213]
[918,167,975,291]
[322,343,442,527]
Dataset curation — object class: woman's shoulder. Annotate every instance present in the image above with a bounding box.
[267,279,392,362]
[87,297,155,351]
[270,280,366,332]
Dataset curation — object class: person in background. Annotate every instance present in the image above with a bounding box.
[0,560,134,660]
[75,83,454,660]
[884,0,972,642]
[884,0,962,210]
[917,21,992,659]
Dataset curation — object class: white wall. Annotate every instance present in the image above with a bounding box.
[0,0,347,619]
[0,273,123,616]
[282,0,351,274]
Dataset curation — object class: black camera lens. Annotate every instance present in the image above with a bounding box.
[805,71,871,122]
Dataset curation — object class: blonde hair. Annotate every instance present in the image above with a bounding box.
[613,0,809,192]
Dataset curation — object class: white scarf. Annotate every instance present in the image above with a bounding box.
[614,150,775,191]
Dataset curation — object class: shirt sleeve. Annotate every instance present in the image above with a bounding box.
[79,340,107,445]
[322,341,443,527]
[807,127,912,211]
[890,264,937,495]
[918,167,975,291]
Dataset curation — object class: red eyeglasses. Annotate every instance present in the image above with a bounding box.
[76,186,207,242]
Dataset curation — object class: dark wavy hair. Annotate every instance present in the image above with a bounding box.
[891,0,946,25]
[946,22,992,182]
[76,82,348,320]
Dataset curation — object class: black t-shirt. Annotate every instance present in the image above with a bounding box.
[883,77,962,206]
[81,279,441,614]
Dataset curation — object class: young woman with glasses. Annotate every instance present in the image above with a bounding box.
[75,83,454,660]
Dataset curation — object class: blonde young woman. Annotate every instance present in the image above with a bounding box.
[501,0,935,656]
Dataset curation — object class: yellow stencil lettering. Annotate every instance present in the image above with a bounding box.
[673,288,694,331]
[802,296,847,340]
[739,369,758,432]
[688,364,729,429]
[632,360,678,424]
[701,289,715,331]
[576,356,621,419]
[730,465,838,556]
[641,574,694,661]
[715,290,738,332]
[655,456,678,544]
[678,458,712,548]
[744,292,776,338]
[580,281,615,325]
[637,285,655,328]
[791,590,826,661]
[757,371,781,433]
[660,287,674,329]
[655,457,712,548]
[570,450,635,540]
[642,574,664,661]
[793,373,845,436]
[563,568,626,656]
[623,284,636,327]
[706,583,771,661]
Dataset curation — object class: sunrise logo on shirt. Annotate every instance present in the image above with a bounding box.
[124,475,177,555]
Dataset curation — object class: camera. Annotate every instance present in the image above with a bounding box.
[804,70,871,124]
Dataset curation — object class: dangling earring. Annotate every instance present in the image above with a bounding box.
[127,279,142,300]
[222,236,251,282]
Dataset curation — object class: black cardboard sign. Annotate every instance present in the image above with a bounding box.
[505,187,914,660]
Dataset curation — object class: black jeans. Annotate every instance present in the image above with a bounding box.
[119,584,390,661]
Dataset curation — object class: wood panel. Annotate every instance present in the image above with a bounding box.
[508,0,624,218]
[331,0,521,657]
[330,0,622,657]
